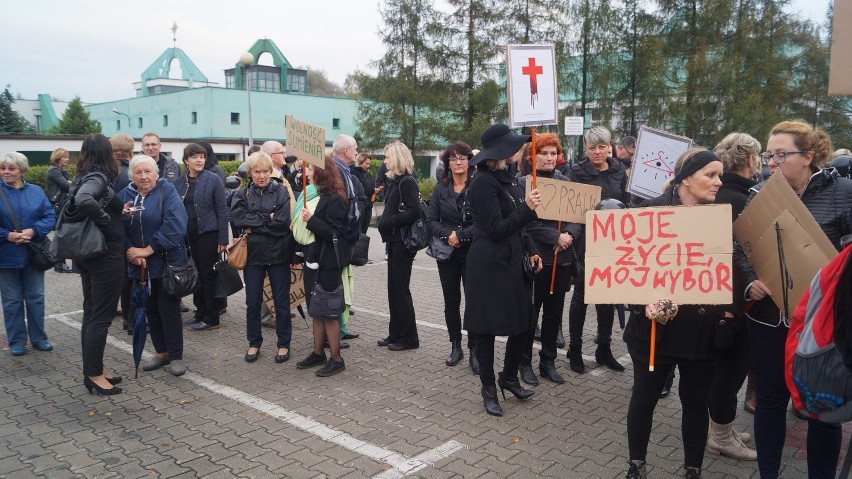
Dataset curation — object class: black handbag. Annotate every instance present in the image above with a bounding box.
[426,236,454,261]
[0,186,61,272]
[307,234,346,320]
[351,233,370,266]
[398,178,429,252]
[162,255,201,298]
[213,252,244,298]
[568,245,585,285]
[49,175,107,261]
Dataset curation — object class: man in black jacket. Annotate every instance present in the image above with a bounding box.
[141,132,180,183]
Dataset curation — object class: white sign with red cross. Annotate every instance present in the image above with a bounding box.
[506,44,558,128]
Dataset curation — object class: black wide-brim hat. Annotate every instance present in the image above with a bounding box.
[469,123,531,166]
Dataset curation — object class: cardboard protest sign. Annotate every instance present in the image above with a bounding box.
[263,264,306,316]
[506,44,558,128]
[732,172,838,315]
[524,175,601,223]
[829,0,852,95]
[285,115,326,169]
[585,204,733,305]
[627,126,693,199]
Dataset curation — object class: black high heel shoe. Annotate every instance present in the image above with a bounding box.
[106,375,123,385]
[497,372,535,400]
[84,377,123,396]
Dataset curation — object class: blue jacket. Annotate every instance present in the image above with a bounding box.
[118,179,188,280]
[173,170,230,245]
[0,180,56,269]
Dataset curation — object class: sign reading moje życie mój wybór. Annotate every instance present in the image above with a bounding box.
[584,204,732,305]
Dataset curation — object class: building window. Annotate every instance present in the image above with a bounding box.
[191,112,197,124]
[332,118,340,129]
[116,120,121,130]
[231,112,240,124]
[138,118,143,128]
[163,115,168,127]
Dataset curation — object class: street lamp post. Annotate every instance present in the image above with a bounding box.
[111,109,131,131]
[239,52,255,149]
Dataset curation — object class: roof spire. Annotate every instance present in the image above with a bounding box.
[171,22,178,48]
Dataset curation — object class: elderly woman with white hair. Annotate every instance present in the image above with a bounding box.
[0,152,56,357]
[119,154,189,378]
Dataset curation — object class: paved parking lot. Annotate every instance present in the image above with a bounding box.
[0,228,827,478]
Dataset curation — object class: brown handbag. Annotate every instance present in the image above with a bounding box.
[227,235,248,270]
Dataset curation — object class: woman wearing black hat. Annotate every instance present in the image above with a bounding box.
[624,148,731,479]
[464,123,542,417]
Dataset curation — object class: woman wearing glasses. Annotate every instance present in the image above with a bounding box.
[734,120,852,478]
[425,142,476,369]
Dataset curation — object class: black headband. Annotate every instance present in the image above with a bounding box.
[673,151,719,184]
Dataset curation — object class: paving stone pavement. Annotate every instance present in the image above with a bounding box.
[0,228,838,478]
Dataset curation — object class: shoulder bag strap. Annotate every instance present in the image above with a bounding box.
[317,232,343,271]
[0,186,22,232]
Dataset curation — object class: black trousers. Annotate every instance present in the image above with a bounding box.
[78,251,124,377]
[568,279,615,347]
[386,241,418,346]
[522,264,570,365]
[360,204,373,234]
[436,249,473,347]
[143,278,183,360]
[475,332,528,387]
[244,263,291,349]
[627,353,715,469]
[748,320,841,478]
[188,232,220,325]
[708,322,750,424]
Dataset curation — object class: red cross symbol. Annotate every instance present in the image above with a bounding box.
[522,57,543,95]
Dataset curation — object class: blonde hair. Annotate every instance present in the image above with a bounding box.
[246,152,273,174]
[770,120,833,171]
[714,132,760,174]
[50,148,69,165]
[384,141,415,178]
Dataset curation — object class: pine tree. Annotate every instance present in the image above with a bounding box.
[0,87,36,134]
[51,96,101,135]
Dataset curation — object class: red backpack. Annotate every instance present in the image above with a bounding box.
[785,243,852,423]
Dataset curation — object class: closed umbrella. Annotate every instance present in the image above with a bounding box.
[132,265,150,378]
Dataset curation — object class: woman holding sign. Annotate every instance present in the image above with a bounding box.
[623,148,730,479]
[566,126,631,373]
[516,134,581,386]
[735,120,852,479]
[464,123,542,417]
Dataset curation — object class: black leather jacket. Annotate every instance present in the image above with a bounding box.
[517,171,582,265]
[426,180,474,246]
[734,169,852,322]
[230,181,292,266]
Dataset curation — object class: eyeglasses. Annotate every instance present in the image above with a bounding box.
[142,143,160,148]
[760,151,806,164]
[449,156,467,163]
[271,151,285,156]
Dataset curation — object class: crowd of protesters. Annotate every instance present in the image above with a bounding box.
[2,118,849,478]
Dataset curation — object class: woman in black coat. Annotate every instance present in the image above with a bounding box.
[736,120,852,479]
[46,148,74,273]
[296,156,350,377]
[426,142,476,369]
[464,124,542,417]
[350,153,375,233]
[624,148,730,479]
[230,152,293,364]
[704,132,761,461]
[565,126,631,374]
[516,134,581,386]
[377,141,421,351]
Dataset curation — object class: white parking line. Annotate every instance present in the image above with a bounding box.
[48,311,466,478]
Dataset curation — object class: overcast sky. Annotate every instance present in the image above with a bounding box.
[2,0,832,104]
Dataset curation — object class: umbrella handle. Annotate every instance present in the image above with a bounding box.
[139,264,147,285]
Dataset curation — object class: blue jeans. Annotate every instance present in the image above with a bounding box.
[0,267,47,348]
[244,263,291,349]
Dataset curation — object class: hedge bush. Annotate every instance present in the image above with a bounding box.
[26,165,77,191]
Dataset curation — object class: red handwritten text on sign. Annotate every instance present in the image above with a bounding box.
[585,204,733,305]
